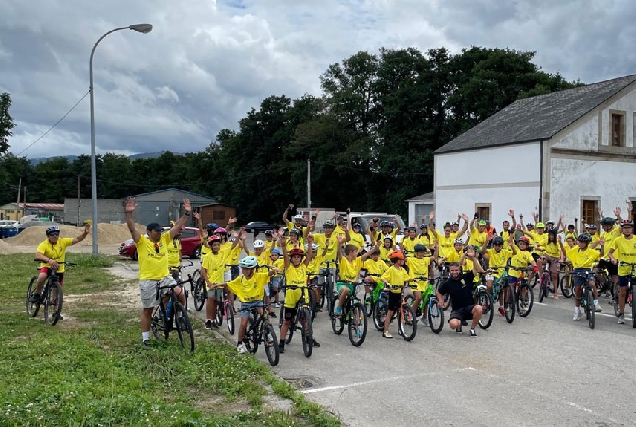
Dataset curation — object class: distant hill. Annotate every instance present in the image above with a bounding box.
[29,151,185,165]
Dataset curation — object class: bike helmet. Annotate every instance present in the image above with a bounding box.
[214,227,227,234]
[518,236,530,244]
[621,219,634,227]
[389,250,404,260]
[239,256,258,269]
[454,238,464,245]
[380,220,392,228]
[46,225,60,235]
[589,224,597,230]
[492,236,504,246]
[383,236,394,242]
[420,224,428,229]
[526,223,534,228]
[536,222,545,228]
[290,228,302,236]
[323,220,335,228]
[478,219,487,226]
[304,242,319,251]
[407,226,417,232]
[228,237,236,243]
[271,248,281,255]
[253,239,265,249]
[206,223,218,232]
[413,243,427,252]
[547,228,557,236]
[577,233,592,243]
[264,230,273,236]
[600,217,615,226]
[207,235,221,244]
[352,223,362,229]
[289,247,305,257]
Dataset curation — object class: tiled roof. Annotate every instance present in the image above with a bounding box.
[14,203,64,210]
[406,191,434,202]
[436,74,636,154]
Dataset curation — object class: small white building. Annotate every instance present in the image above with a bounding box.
[406,192,434,227]
[431,74,636,230]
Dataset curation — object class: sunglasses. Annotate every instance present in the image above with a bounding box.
[48,232,60,237]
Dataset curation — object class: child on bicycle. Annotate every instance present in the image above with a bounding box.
[202,235,231,329]
[380,251,412,338]
[362,246,389,306]
[306,242,328,313]
[265,248,284,317]
[406,242,439,326]
[481,234,515,295]
[562,233,603,320]
[505,236,536,317]
[278,234,319,353]
[209,255,273,353]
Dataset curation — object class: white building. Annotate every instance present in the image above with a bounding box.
[427,74,636,231]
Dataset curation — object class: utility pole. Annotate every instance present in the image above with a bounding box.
[77,175,81,226]
[23,186,27,219]
[307,158,312,208]
[15,178,21,221]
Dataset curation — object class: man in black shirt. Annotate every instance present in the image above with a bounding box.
[437,246,483,337]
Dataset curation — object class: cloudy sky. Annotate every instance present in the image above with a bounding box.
[2,0,636,158]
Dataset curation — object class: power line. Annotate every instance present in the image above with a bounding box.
[15,91,90,156]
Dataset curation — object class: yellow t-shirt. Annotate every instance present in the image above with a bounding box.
[467,227,486,248]
[166,236,181,267]
[312,233,339,266]
[406,256,430,280]
[565,246,599,269]
[445,250,462,263]
[508,248,534,278]
[531,232,549,254]
[381,265,410,293]
[378,246,393,263]
[225,245,241,267]
[611,236,636,276]
[485,248,512,277]
[269,257,285,277]
[202,250,229,284]
[363,258,388,278]
[339,256,363,282]
[227,272,269,302]
[136,233,172,280]
[284,264,309,308]
[349,231,365,251]
[500,230,512,250]
[334,225,346,239]
[200,235,210,257]
[246,249,272,272]
[418,232,432,248]
[462,258,480,283]
[543,242,561,258]
[285,238,303,253]
[401,238,419,256]
[600,226,621,255]
[36,237,74,273]
[435,233,454,258]
[307,253,324,279]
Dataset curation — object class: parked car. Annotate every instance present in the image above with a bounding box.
[243,221,277,234]
[119,227,203,261]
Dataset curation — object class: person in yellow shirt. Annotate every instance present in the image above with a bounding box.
[209,255,273,353]
[608,219,636,324]
[445,239,465,263]
[286,228,304,252]
[264,248,284,317]
[467,217,488,251]
[562,233,603,320]
[406,243,439,326]
[505,236,536,317]
[278,234,319,353]
[362,247,389,306]
[306,241,327,312]
[202,235,231,329]
[499,210,517,251]
[309,219,341,298]
[125,197,191,349]
[598,215,622,297]
[378,236,396,263]
[541,229,564,299]
[434,218,468,260]
[166,221,183,281]
[401,227,420,257]
[348,223,365,253]
[282,204,306,234]
[380,251,411,338]
[481,234,515,295]
[334,227,377,316]
[31,224,91,317]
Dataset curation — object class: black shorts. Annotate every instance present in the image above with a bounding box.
[387,292,401,311]
[597,259,618,276]
[284,306,297,320]
[450,305,475,322]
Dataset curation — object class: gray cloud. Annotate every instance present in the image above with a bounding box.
[1,0,635,158]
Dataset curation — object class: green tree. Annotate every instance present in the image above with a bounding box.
[0,154,32,206]
[0,93,15,154]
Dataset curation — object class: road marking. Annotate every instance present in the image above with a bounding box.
[535,302,546,306]
[302,367,474,394]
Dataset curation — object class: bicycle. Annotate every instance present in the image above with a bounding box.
[594,261,613,298]
[330,282,368,346]
[215,286,236,335]
[538,259,552,302]
[320,261,338,313]
[151,280,195,353]
[427,279,445,334]
[573,270,596,329]
[244,306,279,366]
[615,262,636,327]
[26,260,75,326]
[278,284,314,357]
[492,266,517,323]
[170,261,194,310]
[514,266,534,318]
[374,283,417,341]
[559,261,574,298]
[436,261,452,311]
[474,273,495,329]
[360,271,383,317]
[191,266,207,311]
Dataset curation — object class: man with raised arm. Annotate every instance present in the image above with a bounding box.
[125,197,191,349]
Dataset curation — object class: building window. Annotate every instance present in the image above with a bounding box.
[212,210,226,220]
[582,199,598,226]
[611,112,625,147]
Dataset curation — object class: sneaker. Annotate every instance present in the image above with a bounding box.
[312,339,321,347]
[274,302,281,308]
[141,340,152,349]
[595,304,602,313]
[28,294,41,303]
[205,320,213,329]
[573,312,581,321]
[237,343,248,354]
[268,311,277,318]
[498,307,505,317]
[618,314,625,324]
[421,318,430,327]
[456,326,462,333]
[470,328,477,337]
[383,331,393,339]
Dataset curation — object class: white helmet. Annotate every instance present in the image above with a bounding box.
[253,239,265,249]
[304,243,319,251]
[293,214,304,222]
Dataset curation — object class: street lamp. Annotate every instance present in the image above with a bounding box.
[89,24,153,255]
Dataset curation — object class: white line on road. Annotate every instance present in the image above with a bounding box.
[535,302,546,305]
[302,367,474,394]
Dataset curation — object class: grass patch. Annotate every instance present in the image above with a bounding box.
[0,254,340,426]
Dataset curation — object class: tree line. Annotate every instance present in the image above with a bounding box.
[0,46,580,221]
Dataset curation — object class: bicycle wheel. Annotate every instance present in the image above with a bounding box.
[530,274,538,289]
[475,290,494,329]
[26,276,40,317]
[373,297,387,331]
[539,274,547,302]
[348,302,367,347]
[517,282,534,318]
[587,291,595,329]
[225,301,235,335]
[151,305,168,340]
[308,290,317,321]
[560,275,573,298]
[298,308,313,358]
[331,304,345,335]
[175,302,195,353]
[612,282,620,317]
[244,315,259,354]
[319,284,326,308]
[44,280,63,326]
[190,269,201,294]
[441,294,451,311]
[398,305,417,341]
[428,299,444,334]
[193,278,206,311]
[263,323,280,366]
[363,291,373,317]
[503,285,516,323]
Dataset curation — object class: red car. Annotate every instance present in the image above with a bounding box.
[119,227,204,260]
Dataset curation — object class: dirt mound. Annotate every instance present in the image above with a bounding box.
[0,239,16,254]
[5,223,147,246]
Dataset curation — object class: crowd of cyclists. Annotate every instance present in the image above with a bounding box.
[30,199,636,352]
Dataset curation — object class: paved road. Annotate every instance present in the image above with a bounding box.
[118,251,636,427]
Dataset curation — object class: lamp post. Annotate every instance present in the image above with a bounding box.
[89,24,153,255]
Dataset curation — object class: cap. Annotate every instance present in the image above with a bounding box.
[478,219,487,226]
[146,222,162,231]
